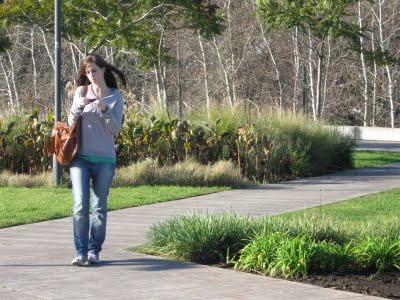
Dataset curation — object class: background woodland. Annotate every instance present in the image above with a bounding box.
[0,0,399,127]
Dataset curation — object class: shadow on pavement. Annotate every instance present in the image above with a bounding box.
[97,258,200,271]
[0,258,199,271]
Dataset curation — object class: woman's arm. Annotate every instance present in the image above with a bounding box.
[99,91,124,135]
[68,86,85,127]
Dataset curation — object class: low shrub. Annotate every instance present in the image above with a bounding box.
[0,106,354,183]
[145,213,254,264]
[0,111,53,174]
[308,240,350,273]
[234,232,287,274]
[254,215,350,244]
[143,213,400,277]
[268,235,315,277]
[352,237,400,273]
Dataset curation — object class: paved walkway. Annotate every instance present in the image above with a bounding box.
[356,140,400,152]
[3,163,400,299]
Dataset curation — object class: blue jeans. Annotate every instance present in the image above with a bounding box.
[69,157,115,256]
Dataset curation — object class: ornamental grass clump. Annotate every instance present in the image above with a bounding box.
[255,215,351,244]
[308,240,351,273]
[146,213,254,264]
[268,235,316,277]
[351,237,400,273]
[234,232,287,274]
[235,233,350,278]
[143,213,400,278]
[0,171,52,187]
[113,159,245,187]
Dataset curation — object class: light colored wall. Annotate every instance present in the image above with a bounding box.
[328,126,400,141]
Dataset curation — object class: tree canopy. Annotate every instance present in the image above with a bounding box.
[0,0,224,65]
[256,0,393,65]
[256,0,360,39]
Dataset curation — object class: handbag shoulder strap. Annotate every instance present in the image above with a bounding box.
[83,84,88,98]
[70,84,88,131]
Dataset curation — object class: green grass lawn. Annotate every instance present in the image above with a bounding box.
[3,150,400,230]
[354,150,400,169]
[0,186,228,228]
[278,187,400,229]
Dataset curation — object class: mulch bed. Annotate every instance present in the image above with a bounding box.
[292,272,400,299]
[215,263,400,299]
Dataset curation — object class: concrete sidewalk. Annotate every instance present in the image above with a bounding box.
[3,164,400,299]
[356,140,400,152]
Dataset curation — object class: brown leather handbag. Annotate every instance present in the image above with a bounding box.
[46,85,87,166]
[46,116,81,166]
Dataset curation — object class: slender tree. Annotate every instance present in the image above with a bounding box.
[256,0,369,119]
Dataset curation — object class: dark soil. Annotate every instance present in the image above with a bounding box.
[292,272,400,299]
[214,263,400,299]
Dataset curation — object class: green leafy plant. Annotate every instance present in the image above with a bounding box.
[268,235,316,278]
[352,237,400,273]
[0,106,354,182]
[234,232,287,274]
[146,213,254,264]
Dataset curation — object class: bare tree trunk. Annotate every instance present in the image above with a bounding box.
[359,1,369,127]
[198,32,211,119]
[260,27,283,109]
[213,37,234,107]
[372,59,378,126]
[70,42,78,73]
[385,64,394,127]
[160,65,167,110]
[104,46,116,63]
[253,0,283,109]
[321,37,331,116]
[109,47,115,65]
[0,56,14,108]
[226,0,237,104]
[6,50,19,107]
[105,46,109,61]
[292,27,300,113]
[308,31,316,120]
[154,28,167,110]
[377,0,395,127]
[369,16,378,127]
[154,65,162,106]
[30,27,38,101]
[40,27,55,71]
[316,53,323,117]
[176,37,183,120]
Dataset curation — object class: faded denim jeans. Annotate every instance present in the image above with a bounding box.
[69,157,115,256]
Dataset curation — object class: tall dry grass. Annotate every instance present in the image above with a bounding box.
[0,159,246,188]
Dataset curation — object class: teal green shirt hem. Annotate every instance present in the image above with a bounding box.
[78,154,116,164]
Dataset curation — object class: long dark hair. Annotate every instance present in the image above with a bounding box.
[76,53,126,89]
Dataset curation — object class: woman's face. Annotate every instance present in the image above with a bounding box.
[85,63,105,85]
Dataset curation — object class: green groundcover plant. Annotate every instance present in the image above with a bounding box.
[140,212,400,278]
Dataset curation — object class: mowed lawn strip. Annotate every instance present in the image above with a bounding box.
[0,186,228,228]
[278,187,400,228]
[354,150,400,169]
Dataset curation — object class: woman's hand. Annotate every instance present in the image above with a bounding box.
[96,99,108,112]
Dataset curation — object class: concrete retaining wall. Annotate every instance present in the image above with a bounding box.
[329,125,400,141]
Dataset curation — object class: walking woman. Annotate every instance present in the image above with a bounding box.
[68,54,126,266]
